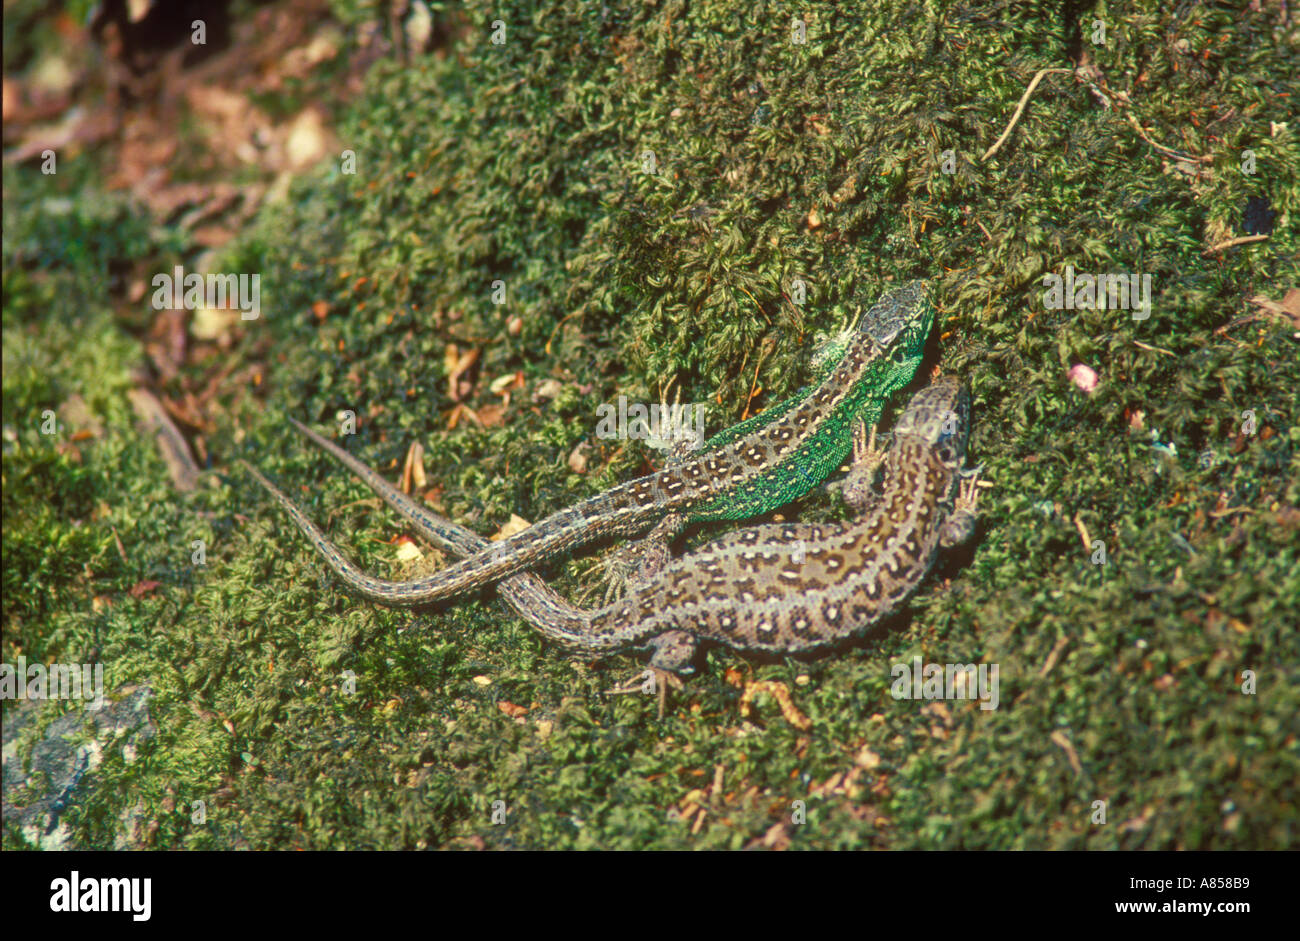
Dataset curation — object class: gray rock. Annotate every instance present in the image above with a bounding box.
[2,685,155,849]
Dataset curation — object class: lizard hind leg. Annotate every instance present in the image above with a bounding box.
[590,511,686,605]
[653,380,705,467]
[648,630,696,718]
[648,629,698,676]
[605,630,693,717]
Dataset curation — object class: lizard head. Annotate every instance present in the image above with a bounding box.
[814,279,937,405]
[891,374,970,469]
[857,279,934,370]
[810,280,933,377]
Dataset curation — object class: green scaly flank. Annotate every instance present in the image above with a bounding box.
[694,282,934,521]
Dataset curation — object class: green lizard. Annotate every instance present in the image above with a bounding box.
[248,280,934,605]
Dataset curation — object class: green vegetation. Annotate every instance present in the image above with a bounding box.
[3,0,1297,849]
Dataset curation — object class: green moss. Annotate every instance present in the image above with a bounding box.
[4,0,1297,849]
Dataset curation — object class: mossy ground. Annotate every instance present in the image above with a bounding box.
[3,0,1297,849]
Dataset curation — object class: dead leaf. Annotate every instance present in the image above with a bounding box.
[498,701,528,719]
[190,304,242,341]
[567,442,589,474]
[854,746,881,770]
[475,403,505,427]
[393,537,423,562]
[532,378,563,402]
[739,680,811,730]
[59,394,104,439]
[491,514,532,541]
[489,371,524,395]
[403,440,426,491]
[280,29,341,79]
[758,821,793,850]
[4,104,116,163]
[1248,291,1300,329]
[1050,730,1084,776]
[445,403,481,430]
[444,344,480,401]
[281,108,330,171]
[129,580,161,599]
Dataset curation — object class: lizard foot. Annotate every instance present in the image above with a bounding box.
[854,417,889,472]
[585,548,638,605]
[842,419,887,513]
[603,629,697,717]
[582,512,686,605]
[649,381,705,464]
[605,667,684,719]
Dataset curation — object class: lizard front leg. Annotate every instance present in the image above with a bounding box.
[940,470,982,547]
[841,419,888,514]
[596,384,702,602]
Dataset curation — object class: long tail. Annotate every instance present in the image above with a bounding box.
[245,416,655,605]
[244,421,626,653]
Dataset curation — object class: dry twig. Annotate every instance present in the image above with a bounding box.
[982,68,1075,162]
